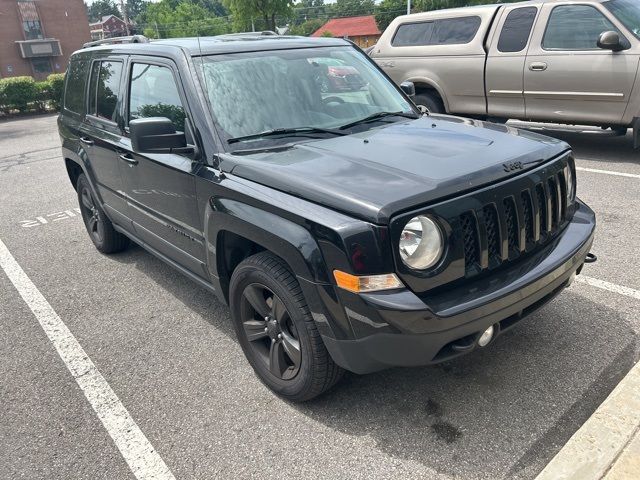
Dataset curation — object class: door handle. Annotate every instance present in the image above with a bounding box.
[119,153,138,166]
[529,62,548,71]
[79,137,94,145]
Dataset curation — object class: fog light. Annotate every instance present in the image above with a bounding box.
[478,325,495,347]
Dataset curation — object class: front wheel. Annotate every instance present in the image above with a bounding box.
[229,252,344,401]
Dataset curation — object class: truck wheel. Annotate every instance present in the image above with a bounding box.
[77,174,129,254]
[414,92,444,114]
[229,252,344,402]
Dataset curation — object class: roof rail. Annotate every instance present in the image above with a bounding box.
[83,35,149,49]
[221,31,278,37]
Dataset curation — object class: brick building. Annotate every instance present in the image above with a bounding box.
[311,15,381,49]
[0,0,91,80]
[89,15,131,41]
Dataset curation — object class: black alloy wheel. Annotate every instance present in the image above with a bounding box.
[79,184,104,245]
[240,283,302,380]
[76,174,129,254]
[229,252,344,401]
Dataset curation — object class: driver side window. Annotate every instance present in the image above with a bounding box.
[128,63,186,132]
[543,5,622,50]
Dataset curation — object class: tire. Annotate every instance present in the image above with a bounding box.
[414,92,444,114]
[229,252,344,402]
[76,174,129,254]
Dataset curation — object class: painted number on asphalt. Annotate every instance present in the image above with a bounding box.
[20,208,81,228]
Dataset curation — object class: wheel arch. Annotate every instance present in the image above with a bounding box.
[406,77,449,112]
[65,157,83,190]
[205,198,331,304]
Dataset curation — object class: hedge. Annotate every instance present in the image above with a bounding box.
[0,73,65,115]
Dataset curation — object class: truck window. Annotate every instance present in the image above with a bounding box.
[543,5,620,50]
[498,7,538,53]
[88,60,123,122]
[63,60,89,115]
[392,16,481,47]
[128,63,186,132]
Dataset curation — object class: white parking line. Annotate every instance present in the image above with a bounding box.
[575,275,640,301]
[0,238,175,480]
[575,166,640,179]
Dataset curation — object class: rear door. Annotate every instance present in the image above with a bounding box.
[119,57,207,279]
[524,2,637,124]
[80,57,129,221]
[486,5,540,118]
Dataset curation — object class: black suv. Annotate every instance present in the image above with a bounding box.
[58,34,596,401]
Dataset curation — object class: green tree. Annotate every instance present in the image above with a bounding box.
[331,0,374,18]
[289,18,324,36]
[85,0,120,22]
[223,0,294,32]
[125,0,151,21]
[375,0,406,31]
[143,0,230,38]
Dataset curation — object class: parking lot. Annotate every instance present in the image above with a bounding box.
[0,113,638,479]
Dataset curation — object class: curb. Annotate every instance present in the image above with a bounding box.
[536,359,640,480]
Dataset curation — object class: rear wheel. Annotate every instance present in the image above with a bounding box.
[229,252,344,401]
[77,174,129,254]
[414,92,444,114]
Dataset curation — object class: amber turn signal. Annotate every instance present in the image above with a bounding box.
[333,270,404,293]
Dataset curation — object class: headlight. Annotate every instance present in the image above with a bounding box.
[564,164,576,203]
[399,216,444,269]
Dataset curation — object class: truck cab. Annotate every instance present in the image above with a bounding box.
[373,0,640,139]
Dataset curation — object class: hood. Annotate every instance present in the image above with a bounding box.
[222,115,569,224]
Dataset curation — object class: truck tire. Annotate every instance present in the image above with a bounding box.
[77,174,129,254]
[229,252,344,402]
[414,92,444,114]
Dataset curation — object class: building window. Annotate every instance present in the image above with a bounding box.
[23,20,44,40]
[31,58,52,75]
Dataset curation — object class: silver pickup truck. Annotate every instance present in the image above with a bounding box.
[371,0,640,144]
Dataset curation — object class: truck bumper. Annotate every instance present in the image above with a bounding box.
[320,201,596,374]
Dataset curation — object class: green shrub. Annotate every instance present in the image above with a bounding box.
[0,76,38,112]
[34,81,51,112]
[47,73,65,110]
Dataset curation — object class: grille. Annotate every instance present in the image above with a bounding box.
[460,168,568,276]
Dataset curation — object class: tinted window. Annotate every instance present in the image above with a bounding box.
[88,61,122,122]
[129,64,186,131]
[543,5,620,50]
[392,16,481,47]
[63,60,89,114]
[498,7,538,52]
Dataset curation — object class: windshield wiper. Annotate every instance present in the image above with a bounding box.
[227,127,347,144]
[338,111,420,130]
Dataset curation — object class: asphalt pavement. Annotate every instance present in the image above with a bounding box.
[1,114,639,479]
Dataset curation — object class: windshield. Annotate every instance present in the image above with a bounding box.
[604,0,640,38]
[197,46,415,150]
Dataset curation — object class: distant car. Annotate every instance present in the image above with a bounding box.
[372,0,640,145]
[59,34,595,401]
[313,57,368,92]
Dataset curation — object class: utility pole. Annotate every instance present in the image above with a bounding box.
[118,0,131,36]
[407,0,411,15]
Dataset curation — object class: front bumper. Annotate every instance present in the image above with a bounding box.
[320,201,596,374]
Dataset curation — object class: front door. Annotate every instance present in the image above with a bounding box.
[524,2,637,125]
[120,58,207,279]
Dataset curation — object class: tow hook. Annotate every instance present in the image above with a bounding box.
[585,252,597,263]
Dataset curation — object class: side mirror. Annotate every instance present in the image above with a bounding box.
[597,31,625,51]
[400,81,416,98]
[129,117,191,154]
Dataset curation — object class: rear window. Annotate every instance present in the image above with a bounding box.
[498,7,538,53]
[63,59,89,114]
[392,16,481,47]
[88,60,123,122]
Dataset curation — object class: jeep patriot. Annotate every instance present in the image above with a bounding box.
[58,34,596,401]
